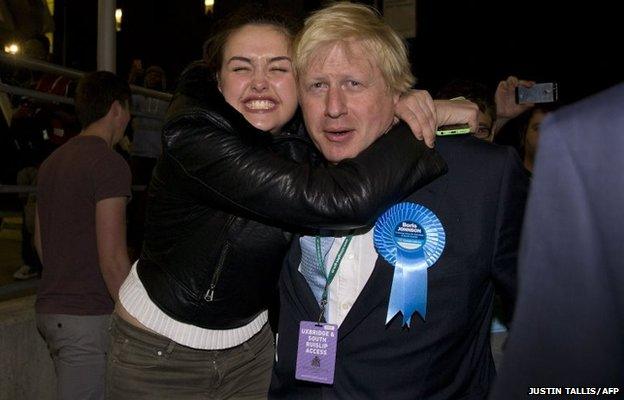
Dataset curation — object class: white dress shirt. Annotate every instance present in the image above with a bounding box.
[299,229,377,327]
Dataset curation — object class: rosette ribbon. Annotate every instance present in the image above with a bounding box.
[374,202,445,326]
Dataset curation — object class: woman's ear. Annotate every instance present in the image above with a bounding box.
[216,73,222,94]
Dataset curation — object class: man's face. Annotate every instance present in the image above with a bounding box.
[144,70,164,90]
[525,109,547,158]
[299,40,399,163]
[474,111,493,141]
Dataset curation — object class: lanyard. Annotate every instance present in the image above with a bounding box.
[315,235,353,323]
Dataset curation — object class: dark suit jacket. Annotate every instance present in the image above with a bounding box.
[270,135,530,400]
[490,83,624,399]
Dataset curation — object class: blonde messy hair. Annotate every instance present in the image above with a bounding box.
[293,2,415,94]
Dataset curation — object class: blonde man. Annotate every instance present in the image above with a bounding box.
[270,3,529,399]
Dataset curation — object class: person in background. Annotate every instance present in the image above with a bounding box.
[129,64,168,183]
[10,34,79,280]
[518,105,556,173]
[126,63,169,252]
[10,35,79,150]
[437,79,497,141]
[12,166,43,280]
[490,83,624,399]
[495,104,557,173]
[34,71,132,400]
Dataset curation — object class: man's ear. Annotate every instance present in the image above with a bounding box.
[392,91,401,107]
[110,100,123,117]
[110,100,129,121]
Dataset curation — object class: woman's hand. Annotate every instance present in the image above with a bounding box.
[433,99,479,133]
[495,76,535,119]
[492,75,535,137]
[396,90,479,148]
[395,89,437,148]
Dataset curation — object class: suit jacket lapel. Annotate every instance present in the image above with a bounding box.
[337,257,393,340]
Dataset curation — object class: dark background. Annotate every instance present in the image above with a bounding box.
[47,0,624,104]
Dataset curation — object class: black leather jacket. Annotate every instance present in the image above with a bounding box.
[137,63,447,329]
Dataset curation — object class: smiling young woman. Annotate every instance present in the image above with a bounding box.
[217,24,298,134]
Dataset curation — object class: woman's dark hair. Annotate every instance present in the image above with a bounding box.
[494,103,559,159]
[202,7,299,77]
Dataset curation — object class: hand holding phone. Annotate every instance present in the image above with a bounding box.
[435,124,471,136]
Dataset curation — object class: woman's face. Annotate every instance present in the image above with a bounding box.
[218,24,298,134]
[525,109,547,158]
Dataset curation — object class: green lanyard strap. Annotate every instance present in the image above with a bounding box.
[315,235,353,323]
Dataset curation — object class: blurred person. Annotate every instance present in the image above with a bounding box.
[9,34,79,279]
[34,71,132,400]
[269,4,529,399]
[5,35,52,89]
[129,64,167,183]
[143,65,167,91]
[495,104,557,173]
[10,35,79,149]
[127,58,144,86]
[490,83,624,399]
[520,105,554,172]
[126,64,169,251]
[12,166,43,280]
[106,8,476,400]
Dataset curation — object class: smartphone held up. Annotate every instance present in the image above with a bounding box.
[516,82,558,104]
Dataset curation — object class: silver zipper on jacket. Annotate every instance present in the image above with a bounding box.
[204,241,231,302]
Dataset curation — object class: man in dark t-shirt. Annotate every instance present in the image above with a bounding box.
[34,71,132,400]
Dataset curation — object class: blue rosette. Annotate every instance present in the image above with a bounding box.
[374,202,445,326]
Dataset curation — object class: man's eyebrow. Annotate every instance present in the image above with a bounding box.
[269,56,292,63]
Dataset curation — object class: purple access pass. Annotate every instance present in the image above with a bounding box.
[295,321,338,384]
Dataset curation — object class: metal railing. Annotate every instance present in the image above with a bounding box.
[0,52,172,101]
[0,81,163,120]
[0,52,172,121]
[0,53,160,198]
[0,185,147,194]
